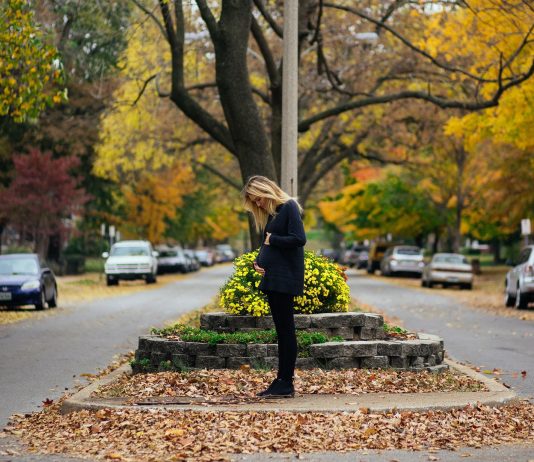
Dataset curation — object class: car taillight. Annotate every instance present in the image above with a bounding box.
[526,265,534,277]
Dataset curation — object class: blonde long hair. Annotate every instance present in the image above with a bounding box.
[242,175,303,232]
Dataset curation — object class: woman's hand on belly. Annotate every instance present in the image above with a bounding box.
[253,261,265,276]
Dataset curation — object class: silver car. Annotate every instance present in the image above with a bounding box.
[422,253,473,289]
[380,246,424,276]
[505,245,534,309]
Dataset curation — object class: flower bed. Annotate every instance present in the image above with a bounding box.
[220,250,350,316]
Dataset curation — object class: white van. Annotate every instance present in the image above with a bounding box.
[102,240,158,286]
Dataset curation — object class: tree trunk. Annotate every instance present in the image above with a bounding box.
[453,147,466,253]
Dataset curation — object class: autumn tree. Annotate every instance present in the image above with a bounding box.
[0,149,87,257]
[126,0,533,246]
[0,0,66,122]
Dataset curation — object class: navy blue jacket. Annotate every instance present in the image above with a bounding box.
[256,199,307,295]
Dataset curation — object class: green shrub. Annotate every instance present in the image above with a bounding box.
[151,324,342,357]
[219,250,350,316]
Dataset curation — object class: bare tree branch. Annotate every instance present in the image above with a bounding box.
[196,0,219,40]
[298,61,534,132]
[251,16,281,87]
[253,0,283,38]
[132,74,157,105]
[192,159,241,190]
[324,2,510,84]
[131,0,168,42]
[187,81,271,105]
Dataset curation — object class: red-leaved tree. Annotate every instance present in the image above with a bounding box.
[0,148,87,258]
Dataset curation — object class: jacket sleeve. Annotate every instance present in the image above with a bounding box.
[268,200,307,248]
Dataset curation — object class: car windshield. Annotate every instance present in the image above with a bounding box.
[111,246,149,257]
[0,257,39,275]
[434,255,468,264]
[159,250,177,257]
[396,247,421,255]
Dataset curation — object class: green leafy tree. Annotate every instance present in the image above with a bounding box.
[0,0,66,122]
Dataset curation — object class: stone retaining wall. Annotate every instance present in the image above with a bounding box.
[200,312,386,341]
[133,333,446,373]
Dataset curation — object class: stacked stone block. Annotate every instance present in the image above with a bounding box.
[200,312,386,341]
[134,331,446,373]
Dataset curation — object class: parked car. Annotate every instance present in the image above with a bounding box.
[156,246,190,274]
[184,249,201,271]
[0,253,57,310]
[366,241,398,274]
[505,245,534,309]
[195,249,215,267]
[342,244,369,269]
[102,240,158,286]
[422,253,473,289]
[381,245,425,277]
[215,244,236,263]
[319,248,340,262]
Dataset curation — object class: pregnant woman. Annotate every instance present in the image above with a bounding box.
[242,175,306,398]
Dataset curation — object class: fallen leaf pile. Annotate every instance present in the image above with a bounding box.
[5,402,533,461]
[94,368,486,400]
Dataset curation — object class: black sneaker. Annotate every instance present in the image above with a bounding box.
[256,378,279,397]
[261,379,295,398]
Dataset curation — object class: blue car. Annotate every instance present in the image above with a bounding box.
[0,254,58,310]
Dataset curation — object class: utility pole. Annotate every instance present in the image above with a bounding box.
[281,0,299,197]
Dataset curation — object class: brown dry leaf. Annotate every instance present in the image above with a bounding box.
[105,452,123,460]
[41,398,53,407]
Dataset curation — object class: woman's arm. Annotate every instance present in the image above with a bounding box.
[268,200,307,248]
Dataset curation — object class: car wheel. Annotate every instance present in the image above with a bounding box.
[47,286,58,308]
[146,273,157,284]
[35,289,46,310]
[106,276,118,286]
[504,287,516,307]
[462,283,473,290]
[516,286,528,310]
[427,281,434,288]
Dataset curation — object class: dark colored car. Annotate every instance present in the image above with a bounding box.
[156,246,189,274]
[343,244,369,269]
[0,253,58,310]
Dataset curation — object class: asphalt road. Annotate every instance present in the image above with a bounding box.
[0,264,234,429]
[1,265,533,461]
[346,270,534,400]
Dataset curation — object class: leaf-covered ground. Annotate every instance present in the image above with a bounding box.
[94,368,486,400]
[5,402,534,461]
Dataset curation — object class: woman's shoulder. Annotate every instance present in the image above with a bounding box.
[279,199,301,214]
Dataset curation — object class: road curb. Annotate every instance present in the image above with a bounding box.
[61,357,517,415]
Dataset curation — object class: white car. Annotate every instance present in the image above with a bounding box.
[380,246,425,276]
[505,245,534,309]
[422,253,473,290]
[102,240,158,286]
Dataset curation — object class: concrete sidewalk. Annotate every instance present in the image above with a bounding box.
[60,358,517,415]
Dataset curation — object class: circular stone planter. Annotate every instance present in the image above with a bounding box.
[200,312,387,340]
[133,312,446,373]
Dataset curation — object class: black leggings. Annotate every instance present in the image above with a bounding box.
[266,291,297,382]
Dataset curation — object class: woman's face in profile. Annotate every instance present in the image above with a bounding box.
[249,194,267,210]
